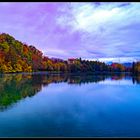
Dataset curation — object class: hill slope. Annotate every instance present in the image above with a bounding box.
[2,33,140,74]
[0,33,45,73]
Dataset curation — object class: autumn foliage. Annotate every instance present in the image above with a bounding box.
[0,33,140,74]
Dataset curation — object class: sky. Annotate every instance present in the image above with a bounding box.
[0,2,140,63]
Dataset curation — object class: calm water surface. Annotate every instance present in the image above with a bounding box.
[0,73,140,137]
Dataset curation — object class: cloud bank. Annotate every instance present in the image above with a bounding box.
[0,2,140,62]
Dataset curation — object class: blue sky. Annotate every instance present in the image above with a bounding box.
[0,2,140,62]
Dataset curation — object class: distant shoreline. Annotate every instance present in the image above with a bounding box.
[0,71,134,76]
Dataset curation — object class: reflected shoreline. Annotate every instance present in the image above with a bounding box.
[0,72,140,111]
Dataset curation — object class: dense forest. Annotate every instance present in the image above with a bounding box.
[0,33,140,74]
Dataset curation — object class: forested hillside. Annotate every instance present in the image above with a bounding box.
[0,33,140,74]
[0,33,42,72]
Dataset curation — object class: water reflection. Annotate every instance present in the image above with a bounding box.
[0,73,139,111]
[132,76,140,84]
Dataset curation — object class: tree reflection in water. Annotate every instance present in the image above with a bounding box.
[132,76,140,84]
[0,73,138,111]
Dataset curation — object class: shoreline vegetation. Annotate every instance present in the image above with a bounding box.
[0,33,140,75]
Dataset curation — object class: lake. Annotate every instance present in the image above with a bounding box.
[0,73,140,137]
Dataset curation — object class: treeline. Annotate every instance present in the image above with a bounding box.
[0,33,140,74]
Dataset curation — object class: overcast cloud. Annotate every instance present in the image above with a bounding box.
[0,2,140,62]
